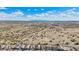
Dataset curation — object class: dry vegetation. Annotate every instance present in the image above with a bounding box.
[0,21,79,51]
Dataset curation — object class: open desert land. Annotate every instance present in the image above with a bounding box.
[0,21,79,51]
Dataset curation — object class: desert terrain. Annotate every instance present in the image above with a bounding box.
[0,21,79,51]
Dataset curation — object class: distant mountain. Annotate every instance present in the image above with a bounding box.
[31,20,49,22]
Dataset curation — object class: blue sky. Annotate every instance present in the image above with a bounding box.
[0,7,79,21]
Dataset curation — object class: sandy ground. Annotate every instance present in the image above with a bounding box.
[0,22,79,51]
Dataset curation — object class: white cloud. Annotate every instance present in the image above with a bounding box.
[41,8,44,11]
[27,9,31,11]
[28,8,79,21]
[0,12,10,18]
[0,7,7,10]
[34,8,38,11]
[0,8,79,21]
[11,10,24,17]
[0,10,24,17]
[0,10,25,21]
[27,15,32,17]
[27,8,79,21]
